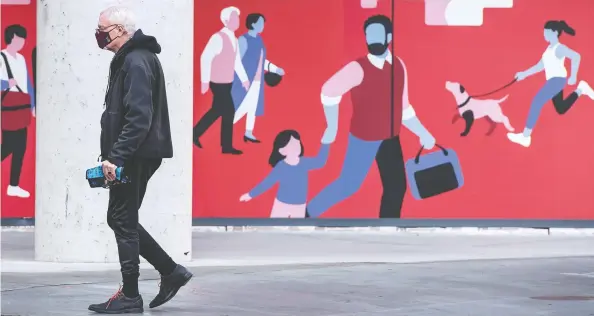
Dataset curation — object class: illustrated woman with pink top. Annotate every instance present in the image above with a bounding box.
[239,130,330,218]
[508,20,594,148]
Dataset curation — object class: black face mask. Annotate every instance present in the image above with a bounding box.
[95,25,122,49]
[367,42,389,56]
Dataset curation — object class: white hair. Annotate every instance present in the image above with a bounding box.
[101,6,138,34]
[220,6,240,25]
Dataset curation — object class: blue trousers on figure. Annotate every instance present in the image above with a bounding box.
[525,77,579,131]
[307,133,407,219]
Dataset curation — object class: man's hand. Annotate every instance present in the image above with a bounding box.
[8,79,17,88]
[102,160,117,181]
[242,80,250,91]
[420,132,436,150]
[568,76,577,85]
[276,67,285,76]
[201,82,209,94]
[32,108,35,118]
[239,193,252,202]
[321,126,338,144]
[515,71,527,81]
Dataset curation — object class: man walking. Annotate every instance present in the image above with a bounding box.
[1,24,35,198]
[307,15,436,218]
[194,6,250,155]
[89,6,192,314]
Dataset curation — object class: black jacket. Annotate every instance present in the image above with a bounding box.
[101,29,173,167]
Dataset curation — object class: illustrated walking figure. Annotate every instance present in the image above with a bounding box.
[508,20,594,148]
[194,6,250,155]
[231,13,285,144]
[1,24,35,198]
[240,130,329,218]
[306,15,436,219]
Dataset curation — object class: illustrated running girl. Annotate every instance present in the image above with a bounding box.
[508,20,594,148]
[239,130,330,218]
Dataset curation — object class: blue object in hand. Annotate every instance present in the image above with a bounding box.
[86,165,128,188]
[405,144,464,200]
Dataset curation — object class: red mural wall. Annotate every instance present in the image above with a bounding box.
[193,0,594,219]
[2,0,593,221]
[1,0,36,218]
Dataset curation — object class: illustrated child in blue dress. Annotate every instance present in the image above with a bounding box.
[239,130,330,218]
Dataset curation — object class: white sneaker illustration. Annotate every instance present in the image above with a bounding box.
[507,132,531,148]
[577,80,594,100]
[7,186,30,198]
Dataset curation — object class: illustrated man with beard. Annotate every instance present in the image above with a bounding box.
[306,15,436,219]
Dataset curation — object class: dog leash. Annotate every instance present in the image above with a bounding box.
[456,78,517,109]
[470,78,517,98]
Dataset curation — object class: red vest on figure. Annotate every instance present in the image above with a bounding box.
[349,56,404,141]
[210,32,236,84]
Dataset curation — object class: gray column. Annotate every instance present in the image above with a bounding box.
[35,0,193,262]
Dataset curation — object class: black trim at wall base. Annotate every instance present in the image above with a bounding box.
[3,217,594,228]
[2,218,35,226]
[192,218,594,228]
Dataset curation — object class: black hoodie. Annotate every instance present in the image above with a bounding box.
[100,29,173,167]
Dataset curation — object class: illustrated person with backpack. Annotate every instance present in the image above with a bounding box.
[231,13,285,144]
[88,6,192,314]
[508,20,594,148]
[1,24,35,198]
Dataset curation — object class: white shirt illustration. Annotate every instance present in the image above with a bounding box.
[0,49,29,93]
[200,27,248,84]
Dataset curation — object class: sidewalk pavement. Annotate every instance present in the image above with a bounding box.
[2,228,594,315]
[2,227,594,272]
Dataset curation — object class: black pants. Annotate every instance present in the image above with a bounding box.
[193,82,235,149]
[1,128,27,186]
[376,136,407,218]
[552,90,579,115]
[107,158,176,291]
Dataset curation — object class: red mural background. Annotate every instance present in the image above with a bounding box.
[2,0,593,220]
[1,0,36,218]
[194,0,594,219]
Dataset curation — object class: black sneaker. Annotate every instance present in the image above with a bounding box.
[222,147,243,155]
[149,264,193,309]
[88,286,144,314]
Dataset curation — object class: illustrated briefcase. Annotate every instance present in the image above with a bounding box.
[405,144,464,200]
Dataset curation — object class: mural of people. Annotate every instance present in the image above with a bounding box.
[508,20,594,148]
[231,13,285,144]
[1,24,35,198]
[240,130,330,218]
[192,0,594,220]
[306,15,436,219]
[194,6,249,155]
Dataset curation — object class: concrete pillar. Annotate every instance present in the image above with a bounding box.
[35,0,193,263]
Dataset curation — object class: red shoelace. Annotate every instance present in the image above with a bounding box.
[106,285,123,308]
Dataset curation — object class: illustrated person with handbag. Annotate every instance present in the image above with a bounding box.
[1,24,35,198]
[307,15,436,219]
[231,13,285,144]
